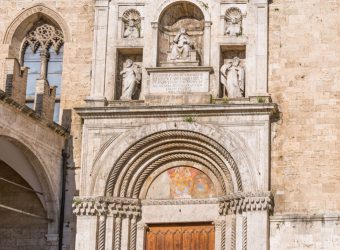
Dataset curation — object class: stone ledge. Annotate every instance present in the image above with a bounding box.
[270,213,340,222]
[75,102,278,119]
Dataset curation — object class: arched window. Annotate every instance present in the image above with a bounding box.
[22,24,64,123]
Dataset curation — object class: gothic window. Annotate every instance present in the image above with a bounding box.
[22,24,64,123]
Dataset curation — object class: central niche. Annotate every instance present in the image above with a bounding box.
[146,166,217,199]
[157,2,205,66]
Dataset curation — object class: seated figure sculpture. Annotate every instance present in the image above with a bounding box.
[170,28,192,60]
[220,57,245,98]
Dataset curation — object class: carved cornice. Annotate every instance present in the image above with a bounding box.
[72,197,141,217]
[219,191,273,215]
[74,103,277,119]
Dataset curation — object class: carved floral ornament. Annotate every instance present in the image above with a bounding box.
[23,23,64,53]
[72,191,273,217]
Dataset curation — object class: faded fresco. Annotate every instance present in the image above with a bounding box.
[146,166,216,199]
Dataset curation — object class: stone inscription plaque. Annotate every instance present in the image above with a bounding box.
[149,71,209,94]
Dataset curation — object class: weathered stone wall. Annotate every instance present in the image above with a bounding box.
[270,215,340,250]
[269,0,340,214]
[269,1,340,248]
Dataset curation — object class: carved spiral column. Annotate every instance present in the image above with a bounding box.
[114,214,122,250]
[231,216,236,250]
[129,215,137,250]
[97,215,107,250]
[242,216,247,250]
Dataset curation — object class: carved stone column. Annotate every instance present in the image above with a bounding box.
[87,0,110,105]
[39,49,49,80]
[219,192,273,250]
[254,0,268,96]
[150,22,159,67]
[129,215,138,250]
[214,220,226,250]
[136,223,147,250]
[114,214,122,250]
[97,215,107,250]
[203,21,212,66]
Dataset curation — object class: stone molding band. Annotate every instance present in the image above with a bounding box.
[72,191,273,216]
[72,197,141,217]
[219,191,274,215]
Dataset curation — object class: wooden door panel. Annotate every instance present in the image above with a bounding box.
[146,224,214,250]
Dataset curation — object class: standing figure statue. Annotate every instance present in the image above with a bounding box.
[123,19,140,38]
[170,28,192,60]
[120,59,142,100]
[220,57,245,98]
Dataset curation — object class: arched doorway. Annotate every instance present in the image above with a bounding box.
[0,160,49,249]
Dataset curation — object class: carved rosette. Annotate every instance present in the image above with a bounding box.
[72,197,141,218]
[23,24,64,53]
[219,191,273,215]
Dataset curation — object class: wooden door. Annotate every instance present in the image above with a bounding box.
[146,223,215,250]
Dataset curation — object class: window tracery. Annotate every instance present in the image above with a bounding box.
[22,23,64,123]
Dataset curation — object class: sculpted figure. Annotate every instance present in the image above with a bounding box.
[220,57,245,98]
[170,28,192,60]
[123,19,140,38]
[120,59,142,100]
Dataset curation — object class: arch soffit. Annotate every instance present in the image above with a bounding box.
[2,3,70,45]
[153,0,211,23]
[0,132,59,219]
[90,122,256,196]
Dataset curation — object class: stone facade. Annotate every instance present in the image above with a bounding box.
[0,0,339,250]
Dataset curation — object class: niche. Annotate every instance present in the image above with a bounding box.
[219,45,246,98]
[115,48,143,100]
[157,2,205,66]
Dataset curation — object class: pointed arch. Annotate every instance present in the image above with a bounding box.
[2,3,70,58]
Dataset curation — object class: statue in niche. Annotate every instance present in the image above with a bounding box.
[122,9,141,39]
[120,59,142,100]
[170,28,193,60]
[220,57,245,98]
[123,19,140,38]
[225,7,242,36]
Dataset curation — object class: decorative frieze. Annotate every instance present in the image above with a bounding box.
[72,197,141,217]
[219,191,273,215]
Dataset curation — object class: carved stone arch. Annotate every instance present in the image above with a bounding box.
[0,133,59,230]
[113,140,235,198]
[90,122,256,196]
[2,3,70,59]
[153,0,211,23]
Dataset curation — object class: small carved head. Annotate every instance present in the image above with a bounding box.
[232,57,240,66]
[180,27,187,34]
[125,59,133,68]
[128,19,135,27]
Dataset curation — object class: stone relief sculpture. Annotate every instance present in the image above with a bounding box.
[220,57,245,98]
[120,59,142,100]
[170,28,193,60]
[225,7,242,36]
[122,9,141,38]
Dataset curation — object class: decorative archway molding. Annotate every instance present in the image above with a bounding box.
[107,130,242,197]
[3,3,70,45]
[89,121,258,197]
[0,133,59,235]
[153,0,211,23]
